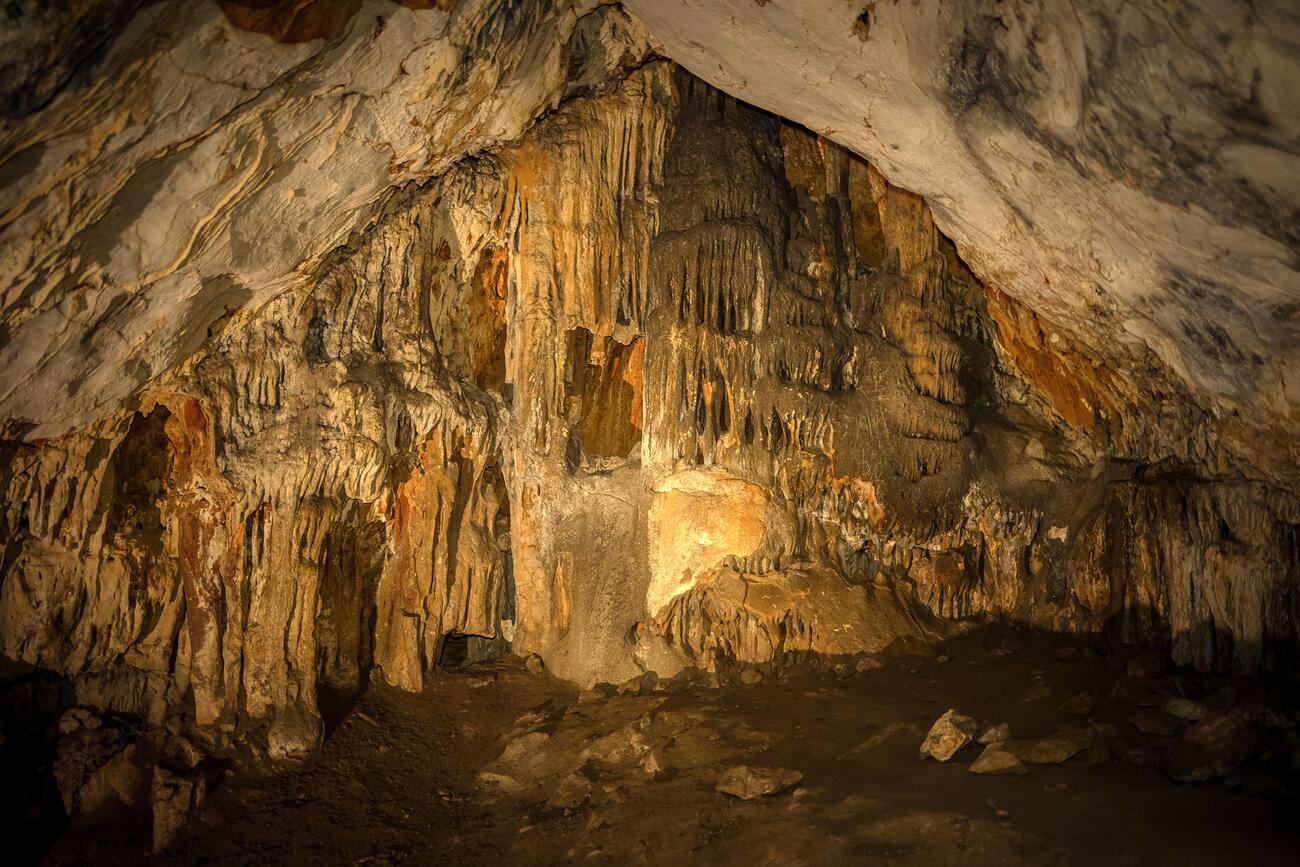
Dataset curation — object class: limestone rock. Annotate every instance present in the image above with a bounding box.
[969,745,1028,776]
[1163,709,1264,783]
[854,655,885,674]
[1,0,1298,783]
[919,710,979,762]
[978,724,1011,746]
[548,771,596,810]
[1017,729,1091,765]
[151,768,206,854]
[0,0,654,440]
[54,713,145,819]
[1162,697,1208,723]
[266,704,323,760]
[625,0,1300,488]
[715,765,803,799]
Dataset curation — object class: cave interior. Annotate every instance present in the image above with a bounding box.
[1,1,1299,864]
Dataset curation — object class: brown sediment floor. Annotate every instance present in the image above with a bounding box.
[49,628,1299,866]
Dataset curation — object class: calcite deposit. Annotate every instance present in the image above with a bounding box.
[0,1,1297,846]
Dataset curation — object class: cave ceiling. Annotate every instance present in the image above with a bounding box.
[0,0,1296,485]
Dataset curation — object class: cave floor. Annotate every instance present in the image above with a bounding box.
[52,629,1299,866]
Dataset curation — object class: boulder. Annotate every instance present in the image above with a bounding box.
[969,745,1028,776]
[1128,710,1182,736]
[266,704,323,760]
[715,765,803,799]
[978,723,1010,745]
[1162,697,1208,722]
[151,768,206,854]
[919,710,979,762]
[1164,708,1263,782]
[548,770,596,809]
[1017,728,1090,764]
[854,655,884,674]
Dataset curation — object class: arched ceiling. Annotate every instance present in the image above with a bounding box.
[1,0,1297,480]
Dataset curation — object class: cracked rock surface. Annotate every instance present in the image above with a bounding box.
[0,2,1298,857]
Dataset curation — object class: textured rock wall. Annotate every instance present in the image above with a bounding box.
[0,3,1297,778]
[0,0,649,440]
[625,0,1300,489]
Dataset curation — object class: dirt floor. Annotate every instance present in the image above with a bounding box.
[42,626,1300,866]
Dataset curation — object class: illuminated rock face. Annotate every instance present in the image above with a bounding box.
[625,0,1300,487]
[0,2,1297,760]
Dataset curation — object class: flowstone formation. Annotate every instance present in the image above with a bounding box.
[0,0,1298,850]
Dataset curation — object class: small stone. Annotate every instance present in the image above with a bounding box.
[640,748,666,779]
[548,771,595,809]
[1058,692,1093,716]
[1054,647,1080,661]
[165,734,205,770]
[854,655,884,674]
[715,765,803,799]
[524,654,546,674]
[579,721,649,766]
[1128,710,1181,736]
[502,730,551,761]
[919,709,979,762]
[1126,650,1169,679]
[739,668,763,685]
[58,707,102,735]
[617,671,659,695]
[1017,728,1090,764]
[1162,697,1207,722]
[978,723,1010,745]
[969,744,1027,776]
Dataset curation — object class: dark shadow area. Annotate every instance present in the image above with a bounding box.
[438,632,471,669]
[0,656,75,866]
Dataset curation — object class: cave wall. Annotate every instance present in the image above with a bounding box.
[626,0,1300,488]
[1,3,1298,763]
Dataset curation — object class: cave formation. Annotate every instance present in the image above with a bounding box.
[1,1,1298,863]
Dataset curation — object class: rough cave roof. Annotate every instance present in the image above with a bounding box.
[0,0,1297,482]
